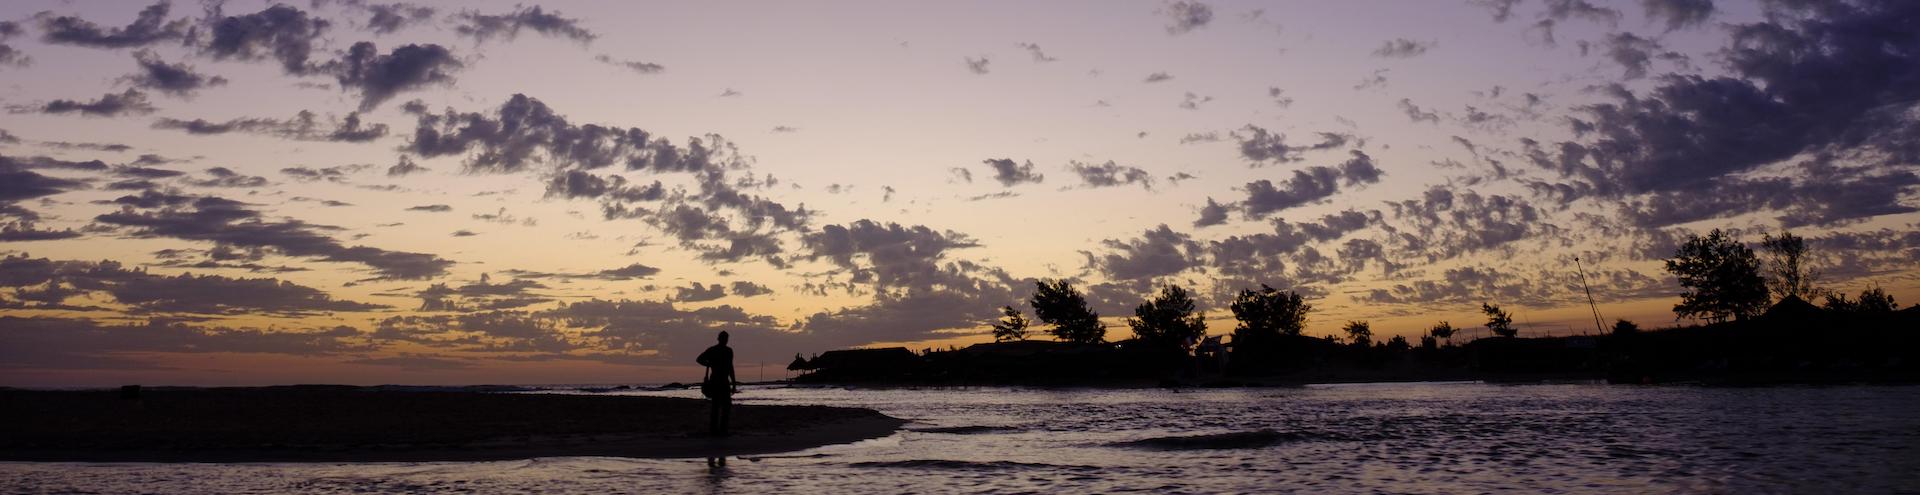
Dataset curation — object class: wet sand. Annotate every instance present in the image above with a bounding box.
[0,386,904,462]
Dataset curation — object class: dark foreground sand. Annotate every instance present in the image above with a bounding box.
[0,386,904,462]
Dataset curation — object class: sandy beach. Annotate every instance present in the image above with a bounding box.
[0,386,904,462]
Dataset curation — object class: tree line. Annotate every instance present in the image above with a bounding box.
[1665,230,1900,322]
[993,281,1307,352]
[988,280,1530,357]
[980,229,1901,357]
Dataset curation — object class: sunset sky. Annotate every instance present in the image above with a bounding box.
[2,0,1915,386]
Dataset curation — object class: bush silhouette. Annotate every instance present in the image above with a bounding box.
[1825,286,1899,313]
[1385,335,1410,351]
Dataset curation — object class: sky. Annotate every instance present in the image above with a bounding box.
[1,0,1916,387]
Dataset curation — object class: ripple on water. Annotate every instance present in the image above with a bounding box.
[1112,429,1315,450]
[847,459,1102,471]
[908,425,1023,435]
[6,384,1919,494]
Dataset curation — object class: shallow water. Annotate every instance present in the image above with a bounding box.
[6,383,1918,494]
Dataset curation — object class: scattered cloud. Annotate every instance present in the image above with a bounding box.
[0,317,367,369]
[22,89,156,117]
[361,2,438,35]
[153,111,389,142]
[281,164,371,183]
[182,167,270,188]
[1069,161,1155,190]
[94,193,452,279]
[1372,38,1432,58]
[333,42,463,111]
[964,56,990,75]
[387,155,428,176]
[1231,125,1351,165]
[1267,87,1294,107]
[596,54,664,74]
[0,21,30,68]
[199,4,333,75]
[1178,92,1213,110]
[673,281,728,302]
[124,50,228,97]
[1194,197,1230,227]
[982,158,1044,187]
[453,6,596,43]
[1238,151,1383,218]
[36,1,187,49]
[1398,98,1440,124]
[1542,0,1623,26]
[1353,68,1389,90]
[1086,224,1200,281]
[1471,0,1524,23]
[730,281,773,297]
[1641,0,1715,32]
[1601,32,1679,80]
[1016,42,1057,62]
[0,255,384,315]
[1162,1,1215,35]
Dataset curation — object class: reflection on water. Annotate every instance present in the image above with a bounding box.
[704,456,729,494]
[6,383,1917,493]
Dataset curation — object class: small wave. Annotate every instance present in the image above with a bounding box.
[849,459,1096,471]
[737,452,835,462]
[909,425,1021,434]
[1114,430,1310,450]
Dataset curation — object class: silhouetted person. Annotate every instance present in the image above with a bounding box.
[696,331,738,436]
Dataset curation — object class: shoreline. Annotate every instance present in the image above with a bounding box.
[0,386,904,463]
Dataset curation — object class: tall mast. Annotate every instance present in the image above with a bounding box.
[1575,256,1606,335]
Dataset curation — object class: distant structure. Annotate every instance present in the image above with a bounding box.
[1197,335,1229,372]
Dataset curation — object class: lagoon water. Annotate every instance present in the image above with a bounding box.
[5,383,1917,494]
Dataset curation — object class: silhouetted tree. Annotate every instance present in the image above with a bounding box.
[1825,286,1899,313]
[1665,229,1769,322]
[990,305,1031,342]
[1419,334,1438,350]
[1761,231,1821,301]
[1128,285,1208,354]
[1386,335,1410,351]
[1611,319,1640,336]
[1428,321,1456,346]
[1343,320,1372,346]
[1857,287,1898,312]
[1482,303,1516,338]
[1229,284,1311,349]
[1822,292,1852,312]
[1030,280,1106,343]
[786,353,811,371]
